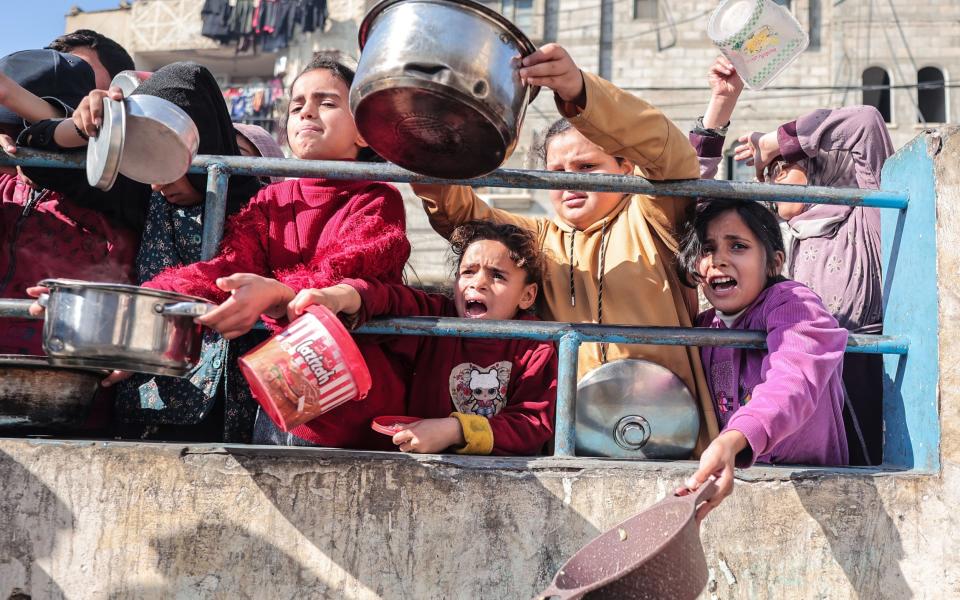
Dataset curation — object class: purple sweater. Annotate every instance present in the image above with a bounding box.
[698,280,849,467]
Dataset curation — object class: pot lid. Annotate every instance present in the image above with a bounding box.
[86,95,124,191]
[575,359,700,459]
[118,94,199,185]
[38,278,211,305]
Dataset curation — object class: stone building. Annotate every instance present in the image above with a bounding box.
[65,0,958,279]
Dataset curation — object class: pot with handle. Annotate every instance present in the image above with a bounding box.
[535,479,717,600]
[351,0,539,178]
[37,279,215,377]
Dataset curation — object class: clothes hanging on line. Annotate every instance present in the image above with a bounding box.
[201,0,329,53]
[221,79,284,122]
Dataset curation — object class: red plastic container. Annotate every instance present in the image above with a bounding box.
[239,305,371,431]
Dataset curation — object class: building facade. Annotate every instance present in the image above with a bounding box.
[66,0,959,279]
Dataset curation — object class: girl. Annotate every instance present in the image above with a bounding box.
[692,57,889,465]
[412,43,720,455]
[677,199,849,519]
[278,221,557,456]
[29,55,411,447]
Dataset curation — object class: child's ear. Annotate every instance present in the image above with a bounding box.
[518,282,538,311]
[356,132,370,149]
[618,157,635,176]
[771,250,785,275]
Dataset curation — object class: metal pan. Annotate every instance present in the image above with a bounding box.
[535,480,717,600]
[0,355,106,430]
[575,359,700,459]
[86,95,124,190]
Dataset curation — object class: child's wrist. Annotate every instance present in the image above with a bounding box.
[447,416,466,447]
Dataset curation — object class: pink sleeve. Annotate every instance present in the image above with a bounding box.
[689,131,725,180]
[144,192,270,302]
[274,185,411,293]
[725,287,848,466]
[489,342,558,456]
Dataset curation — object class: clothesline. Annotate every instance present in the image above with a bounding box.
[201,0,328,53]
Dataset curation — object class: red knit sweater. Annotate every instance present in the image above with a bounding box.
[145,177,411,320]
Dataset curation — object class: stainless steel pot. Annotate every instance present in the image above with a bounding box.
[0,355,105,430]
[351,0,539,178]
[575,359,700,459]
[38,279,214,377]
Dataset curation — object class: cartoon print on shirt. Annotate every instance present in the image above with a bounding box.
[449,361,512,418]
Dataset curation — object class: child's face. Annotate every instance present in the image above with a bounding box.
[696,210,783,315]
[286,69,368,161]
[151,175,202,206]
[236,134,260,157]
[454,239,537,321]
[545,129,633,230]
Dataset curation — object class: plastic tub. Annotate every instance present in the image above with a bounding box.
[239,305,372,431]
[708,0,809,89]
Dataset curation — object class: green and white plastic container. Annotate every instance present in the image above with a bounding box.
[708,0,809,90]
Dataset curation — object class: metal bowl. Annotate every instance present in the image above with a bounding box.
[0,355,106,430]
[119,94,199,185]
[575,359,700,459]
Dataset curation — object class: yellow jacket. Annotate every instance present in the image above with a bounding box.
[413,72,720,452]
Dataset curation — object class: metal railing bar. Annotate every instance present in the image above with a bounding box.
[0,149,909,209]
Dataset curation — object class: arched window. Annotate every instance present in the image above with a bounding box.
[918,67,947,123]
[862,67,892,123]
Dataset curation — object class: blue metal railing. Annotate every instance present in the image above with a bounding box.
[0,149,912,458]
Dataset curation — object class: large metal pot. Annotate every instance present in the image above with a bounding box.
[351,0,539,178]
[38,279,213,377]
[0,355,105,430]
[575,359,700,459]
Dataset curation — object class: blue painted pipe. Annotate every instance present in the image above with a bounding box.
[0,149,910,209]
[554,332,582,457]
[202,166,230,261]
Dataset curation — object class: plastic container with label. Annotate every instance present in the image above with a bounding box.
[239,305,371,431]
[708,0,809,90]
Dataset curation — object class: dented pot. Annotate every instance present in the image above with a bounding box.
[38,279,214,378]
[351,0,539,178]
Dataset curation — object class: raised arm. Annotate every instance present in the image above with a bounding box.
[413,183,543,240]
[778,105,894,190]
[691,56,744,180]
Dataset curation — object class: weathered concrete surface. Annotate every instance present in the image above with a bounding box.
[3,129,960,599]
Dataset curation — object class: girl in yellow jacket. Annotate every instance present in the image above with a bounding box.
[413,44,719,453]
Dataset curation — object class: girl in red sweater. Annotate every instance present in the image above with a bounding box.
[285,221,559,456]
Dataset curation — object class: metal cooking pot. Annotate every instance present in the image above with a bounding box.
[352,0,539,178]
[87,94,200,190]
[38,279,214,378]
[575,359,700,459]
[0,355,106,430]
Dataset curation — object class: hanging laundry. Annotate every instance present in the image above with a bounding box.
[200,0,329,53]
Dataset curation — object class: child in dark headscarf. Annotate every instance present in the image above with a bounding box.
[21,62,265,442]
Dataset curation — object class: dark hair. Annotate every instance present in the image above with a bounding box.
[676,199,785,288]
[449,221,544,288]
[282,52,381,162]
[46,30,133,78]
[533,117,625,168]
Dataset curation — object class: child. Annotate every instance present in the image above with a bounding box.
[29,55,411,447]
[677,199,849,519]
[412,43,720,455]
[692,56,889,465]
[280,221,557,455]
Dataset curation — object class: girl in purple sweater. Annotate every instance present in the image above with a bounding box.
[677,199,849,520]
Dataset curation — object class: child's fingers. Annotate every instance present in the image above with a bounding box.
[106,86,124,101]
[215,273,255,292]
[101,370,132,387]
[521,43,564,67]
[0,133,16,154]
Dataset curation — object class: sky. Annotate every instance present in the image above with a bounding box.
[0,1,130,58]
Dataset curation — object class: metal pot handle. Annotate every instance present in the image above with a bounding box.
[154,301,214,318]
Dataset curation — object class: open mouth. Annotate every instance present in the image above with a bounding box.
[464,299,488,318]
[709,275,738,292]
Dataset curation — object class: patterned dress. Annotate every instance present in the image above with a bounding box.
[115,193,264,442]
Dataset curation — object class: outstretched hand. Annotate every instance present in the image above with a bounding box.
[195,273,294,339]
[73,86,124,140]
[286,284,362,323]
[734,131,780,181]
[675,430,748,523]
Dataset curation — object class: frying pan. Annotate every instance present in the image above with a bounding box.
[536,479,717,600]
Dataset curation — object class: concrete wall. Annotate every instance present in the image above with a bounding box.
[1,129,958,598]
